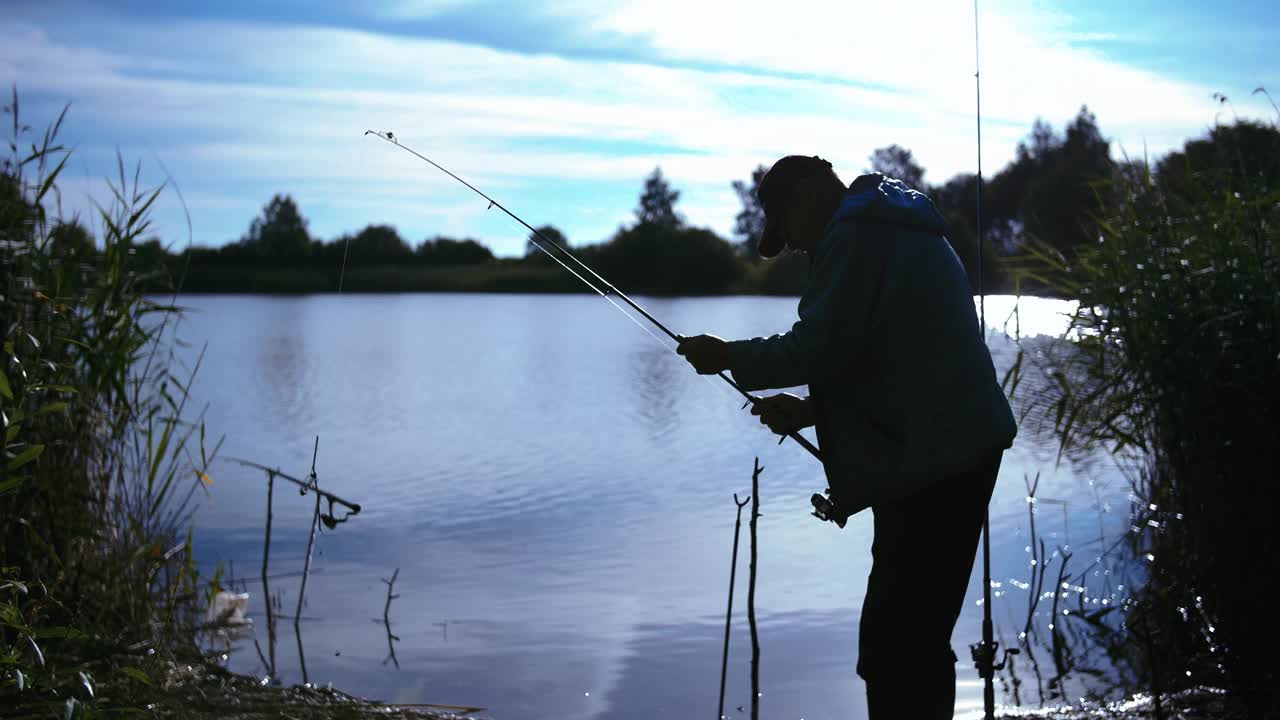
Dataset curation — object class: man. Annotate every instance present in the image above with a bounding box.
[677,155,1017,719]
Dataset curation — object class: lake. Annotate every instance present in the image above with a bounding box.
[175,292,1131,719]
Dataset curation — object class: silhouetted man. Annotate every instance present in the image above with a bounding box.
[677,156,1016,719]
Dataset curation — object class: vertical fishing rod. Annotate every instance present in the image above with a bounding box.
[970,2,1002,719]
[364,130,822,463]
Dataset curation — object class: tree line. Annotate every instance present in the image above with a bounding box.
[47,107,1280,296]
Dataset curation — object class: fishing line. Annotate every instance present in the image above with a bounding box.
[487,215,712,395]
[497,205,744,410]
[517,229,737,410]
[338,231,352,292]
[362,132,701,389]
[364,130,822,461]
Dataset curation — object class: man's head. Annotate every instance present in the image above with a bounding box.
[756,155,846,258]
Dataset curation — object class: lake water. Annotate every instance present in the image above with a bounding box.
[176,293,1131,720]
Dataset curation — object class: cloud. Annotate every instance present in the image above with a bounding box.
[3,3,1273,255]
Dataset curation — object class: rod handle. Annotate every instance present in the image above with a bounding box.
[785,429,823,460]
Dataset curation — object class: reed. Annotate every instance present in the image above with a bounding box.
[1,88,220,715]
[0,89,478,719]
[1003,112,1280,715]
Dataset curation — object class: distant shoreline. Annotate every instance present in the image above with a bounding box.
[159,260,1038,297]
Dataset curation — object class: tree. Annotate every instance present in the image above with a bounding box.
[934,106,1116,276]
[929,172,1009,293]
[635,167,682,228]
[0,171,36,248]
[1155,119,1280,206]
[415,236,494,265]
[595,222,742,295]
[240,194,311,258]
[47,219,94,258]
[868,144,926,190]
[342,224,411,262]
[525,224,568,259]
[44,219,97,290]
[1017,106,1115,255]
[1025,118,1058,162]
[732,165,768,257]
[132,236,170,271]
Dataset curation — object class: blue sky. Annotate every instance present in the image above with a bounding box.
[4,0,1277,256]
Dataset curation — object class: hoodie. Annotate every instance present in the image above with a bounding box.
[726,173,1017,516]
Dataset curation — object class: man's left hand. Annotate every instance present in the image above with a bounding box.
[676,334,731,375]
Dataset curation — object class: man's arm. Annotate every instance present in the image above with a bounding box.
[727,222,885,391]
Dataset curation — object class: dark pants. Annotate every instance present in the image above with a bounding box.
[856,450,1002,720]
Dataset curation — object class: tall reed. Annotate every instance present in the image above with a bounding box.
[1,89,217,716]
[1004,115,1280,715]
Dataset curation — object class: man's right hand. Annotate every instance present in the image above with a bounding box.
[750,393,814,436]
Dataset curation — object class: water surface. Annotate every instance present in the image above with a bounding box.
[179,293,1127,719]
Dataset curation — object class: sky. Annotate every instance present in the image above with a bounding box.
[3,0,1277,257]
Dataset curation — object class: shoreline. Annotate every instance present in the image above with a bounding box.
[146,658,480,719]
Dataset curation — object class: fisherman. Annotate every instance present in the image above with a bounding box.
[676,156,1017,719]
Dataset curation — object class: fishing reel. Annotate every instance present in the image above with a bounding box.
[810,489,849,528]
[969,639,1019,678]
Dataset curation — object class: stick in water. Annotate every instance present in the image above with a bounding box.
[261,469,277,680]
[749,458,762,720]
[718,493,752,720]
[295,437,322,629]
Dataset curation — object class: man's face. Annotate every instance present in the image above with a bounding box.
[775,178,826,254]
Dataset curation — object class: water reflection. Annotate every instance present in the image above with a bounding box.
[627,342,681,443]
[177,294,1135,720]
[256,328,310,431]
[993,470,1140,712]
[231,598,864,720]
[380,568,402,670]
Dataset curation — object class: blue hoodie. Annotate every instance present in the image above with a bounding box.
[726,173,1017,515]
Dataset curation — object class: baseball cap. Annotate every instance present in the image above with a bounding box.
[756,155,836,258]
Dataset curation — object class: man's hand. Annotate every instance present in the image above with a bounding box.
[676,334,731,375]
[750,393,814,436]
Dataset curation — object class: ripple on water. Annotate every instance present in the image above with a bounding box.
[177,294,1131,720]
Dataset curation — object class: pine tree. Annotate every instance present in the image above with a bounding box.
[732,165,767,256]
[635,167,682,228]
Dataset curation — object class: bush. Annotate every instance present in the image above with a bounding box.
[1008,118,1280,715]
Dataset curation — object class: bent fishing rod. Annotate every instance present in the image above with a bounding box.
[364,130,822,463]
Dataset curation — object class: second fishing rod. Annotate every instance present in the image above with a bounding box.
[364,130,822,464]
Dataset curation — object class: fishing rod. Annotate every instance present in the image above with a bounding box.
[969,2,1017,718]
[364,130,823,463]
[227,456,362,526]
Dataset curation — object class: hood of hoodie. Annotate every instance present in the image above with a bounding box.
[829,172,947,234]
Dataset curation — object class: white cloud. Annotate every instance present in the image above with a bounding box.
[373,0,484,20]
[2,4,1273,255]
